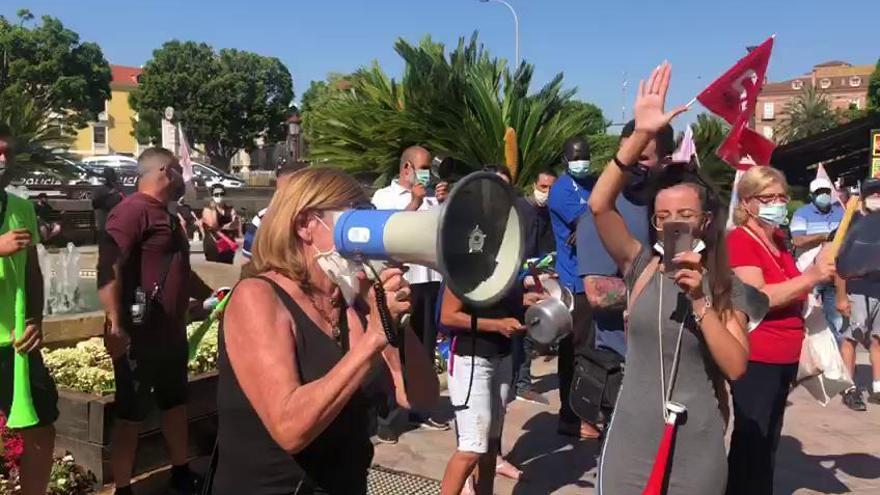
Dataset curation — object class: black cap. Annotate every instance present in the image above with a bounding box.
[562,136,591,162]
[621,119,675,158]
[861,178,880,197]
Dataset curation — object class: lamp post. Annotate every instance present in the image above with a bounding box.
[478,0,520,66]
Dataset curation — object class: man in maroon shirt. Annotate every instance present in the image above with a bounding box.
[98,148,211,495]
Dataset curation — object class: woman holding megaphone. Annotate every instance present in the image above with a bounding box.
[213,167,439,495]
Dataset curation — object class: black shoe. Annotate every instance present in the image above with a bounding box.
[843,388,867,411]
[168,468,204,495]
[376,424,399,444]
[867,391,880,405]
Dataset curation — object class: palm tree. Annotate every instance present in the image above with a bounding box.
[303,33,604,187]
[691,113,736,201]
[777,85,839,144]
[0,91,74,182]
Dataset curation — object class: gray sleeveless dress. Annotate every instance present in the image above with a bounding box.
[598,247,746,495]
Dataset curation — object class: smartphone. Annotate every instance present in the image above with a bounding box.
[662,221,694,273]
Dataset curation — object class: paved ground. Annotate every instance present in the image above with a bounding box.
[102,352,880,495]
[372,354,880,495]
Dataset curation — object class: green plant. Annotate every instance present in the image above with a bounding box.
[130,40,294,169]
[0,91,75,183]
[868,57,880,113]
[0,10,111,130]
[777,85,839,144]
[303,33,605,187]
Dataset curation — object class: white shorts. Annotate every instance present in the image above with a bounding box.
[447,354,512,454]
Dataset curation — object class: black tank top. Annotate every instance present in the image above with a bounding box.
[213,277,374,494]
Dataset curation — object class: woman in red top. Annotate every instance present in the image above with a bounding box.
[725,166,835,495]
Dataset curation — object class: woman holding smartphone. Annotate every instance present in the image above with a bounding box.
[589,63,751,495]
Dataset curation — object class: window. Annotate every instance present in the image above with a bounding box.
[762,102,775,120]
[850,76,862,87]
[93,125,108,153]
[850,98,862,110]
[762,126,774,140]
[791,80,804,90]
[819,78,832,89]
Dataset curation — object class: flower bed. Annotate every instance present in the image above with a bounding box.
[45,321,221,486]
[41,321,220,394]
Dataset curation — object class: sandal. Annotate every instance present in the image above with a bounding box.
[495,460,522,481]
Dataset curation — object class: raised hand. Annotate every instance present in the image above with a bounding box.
[634,62,688,135]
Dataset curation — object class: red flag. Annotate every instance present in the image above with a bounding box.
[716,116,776,169]
[697,36,774,124]
[697,36,777,167]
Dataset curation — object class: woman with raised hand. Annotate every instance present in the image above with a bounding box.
[214,167,439,494]
[589,63,752,495]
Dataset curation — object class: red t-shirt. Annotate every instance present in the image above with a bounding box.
[726,227,805,364]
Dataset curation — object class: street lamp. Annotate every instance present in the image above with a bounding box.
[478,0,520,66]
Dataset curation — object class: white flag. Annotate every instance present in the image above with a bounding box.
[177,123,194,183]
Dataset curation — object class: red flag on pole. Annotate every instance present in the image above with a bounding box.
[697,36,776,167]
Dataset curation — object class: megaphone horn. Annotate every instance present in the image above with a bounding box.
[334,172,524,308]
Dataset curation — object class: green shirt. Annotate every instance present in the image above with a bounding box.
[0,191,40,346]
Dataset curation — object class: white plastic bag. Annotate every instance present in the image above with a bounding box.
[796,293,853,405]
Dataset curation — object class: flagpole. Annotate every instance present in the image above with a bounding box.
[686,97,697,108]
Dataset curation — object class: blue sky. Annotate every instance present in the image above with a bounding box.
[4,1,877,129]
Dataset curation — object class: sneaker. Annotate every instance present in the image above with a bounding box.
[409,415,450,431]
[843,388,867,411]
[168,469,204,495]
[867,391,880,405]
[516,388,550,406]
[376,424,399,444]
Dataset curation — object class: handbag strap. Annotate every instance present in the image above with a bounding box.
[149,214,180,300]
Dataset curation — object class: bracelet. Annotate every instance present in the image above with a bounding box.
[613,155,636,170]
[693,297,712,324]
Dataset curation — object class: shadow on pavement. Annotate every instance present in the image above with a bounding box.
[505,411,599,494]
[774,435,880,495]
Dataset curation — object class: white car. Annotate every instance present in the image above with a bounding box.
[193,163,246,188]
[81,155,139,169]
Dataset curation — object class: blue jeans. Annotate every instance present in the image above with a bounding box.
[817,283,844,343]
[511,334,535,393]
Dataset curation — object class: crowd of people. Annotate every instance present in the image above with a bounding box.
[0,61,878,495]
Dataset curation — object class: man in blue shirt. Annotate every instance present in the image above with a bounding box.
[573,121,672,430]
[791,177,845,340]
[548,135,597,438]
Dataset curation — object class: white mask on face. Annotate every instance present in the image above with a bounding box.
[533,189,549,207]
[652,239,707,256]
[312,215,361,306]
[865,197,880,212]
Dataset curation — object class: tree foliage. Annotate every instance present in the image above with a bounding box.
[777,85,839,144]
[869,58,880,113]
[0,10,111,130]
[303,33,606,187]
[129,40,294,169]
[691,113,736,201]
[0,91,74,182]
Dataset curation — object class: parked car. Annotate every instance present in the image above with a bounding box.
[193,163,246,188]
[81,154,139,169]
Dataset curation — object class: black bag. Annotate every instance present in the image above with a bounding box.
[570,352,623,424]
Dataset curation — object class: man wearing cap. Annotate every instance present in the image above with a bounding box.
[835,178,880,410]
[791,178,845,340]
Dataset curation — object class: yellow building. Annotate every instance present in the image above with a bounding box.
[72,65,144,157]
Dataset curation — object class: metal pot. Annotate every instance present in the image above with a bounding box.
[540,278,574,312]
[525,296,573,345]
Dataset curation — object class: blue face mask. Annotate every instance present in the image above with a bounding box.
[813,193,832,210]
[758,203,789,226]
[567,160,592,179]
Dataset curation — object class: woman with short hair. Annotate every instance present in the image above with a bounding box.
[201,184,240,264]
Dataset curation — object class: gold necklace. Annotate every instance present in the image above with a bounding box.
[306,291,342,345]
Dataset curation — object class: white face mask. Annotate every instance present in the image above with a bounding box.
[865,197,880,212]
[313,216,361,306]
[533,189,549,207]
[652,238,707,256]
[213,195,225,205]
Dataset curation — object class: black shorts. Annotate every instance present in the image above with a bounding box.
[113,340,188,422]
[0,346,59,427]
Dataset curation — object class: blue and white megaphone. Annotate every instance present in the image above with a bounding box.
[332,172,525,308]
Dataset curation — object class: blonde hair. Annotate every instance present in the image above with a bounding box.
[251,167,368,285]
[733,166,789,226]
